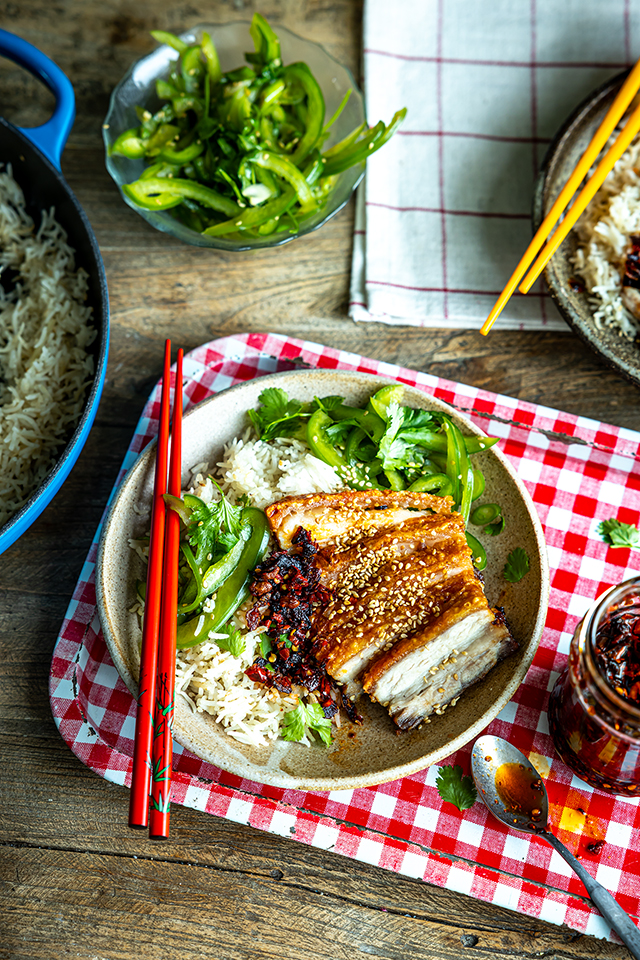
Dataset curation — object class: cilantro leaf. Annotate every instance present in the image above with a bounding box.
[311,395,345,413]
[186,488,246,563]
[398,407,438,431]
[598,518,640,550]
[435,764,477,811]
[503,547,530,583]
[323,418,355,445]
[281,702,333,745]
[304,703,333,745]
[378,402,408,468]
[214,626,246,658]
[248,387,309,441]
[281,703,307,742]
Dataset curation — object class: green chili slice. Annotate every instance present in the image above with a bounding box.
[466,532,487,571]
[470,503,502,526]
[122,177,240,216]
[472,468,485,501]
[281,63,325,166]
[408,473,453,496]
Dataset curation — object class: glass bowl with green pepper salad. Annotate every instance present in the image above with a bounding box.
[103,15,405,250]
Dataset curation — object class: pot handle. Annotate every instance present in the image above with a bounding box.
[0,28,75,169]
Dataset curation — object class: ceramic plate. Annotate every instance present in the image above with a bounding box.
[533,70,640,389]
[96,370,549,791]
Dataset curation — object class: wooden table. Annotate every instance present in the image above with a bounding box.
[1,2,638,958]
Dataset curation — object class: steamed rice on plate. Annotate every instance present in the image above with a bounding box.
[0,165,95,529]
[573,136,640,340]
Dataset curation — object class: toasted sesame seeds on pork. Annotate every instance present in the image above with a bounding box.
[311,513,472,684]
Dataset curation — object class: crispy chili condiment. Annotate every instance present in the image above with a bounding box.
[548,578,640,795]
[592,600,640,702]
[245,527,361,723]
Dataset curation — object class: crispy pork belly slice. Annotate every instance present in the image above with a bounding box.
[362,578,516,730]
[265,489,454,550]
[311,513,471,684]
[312,538,466,683]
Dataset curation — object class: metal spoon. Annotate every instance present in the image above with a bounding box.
[471,735,640,959]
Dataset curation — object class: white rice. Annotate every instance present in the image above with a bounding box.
[175,626,307,747]
[173,429,345,746]
[0,165,96,528]
[573,137,640,339]
[214,432,345,508]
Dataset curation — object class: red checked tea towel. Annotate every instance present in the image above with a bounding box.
[50,334,640,944]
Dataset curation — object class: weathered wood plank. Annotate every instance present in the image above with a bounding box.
[0,844,627,960]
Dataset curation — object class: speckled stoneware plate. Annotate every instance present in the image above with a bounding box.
[533,70,640,389]
[96,370,549,791]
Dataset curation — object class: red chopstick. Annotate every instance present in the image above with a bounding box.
[149,348,183,840]
[129,338,172,829]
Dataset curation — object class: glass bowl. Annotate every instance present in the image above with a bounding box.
[103,21,366,251]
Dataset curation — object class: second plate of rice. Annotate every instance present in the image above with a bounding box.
[534,71,640,388]
[96,369,548,791]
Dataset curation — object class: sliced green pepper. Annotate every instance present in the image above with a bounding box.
[201,32,221,83]
[472,468,485,500]
[466,532,487,570]
[408,473,453,496]
[307,410,379,490]
[470,503,502,526]
[203,185,296,236]
[369,384,404,421]
[176,508,270,649]
[111,128,147,159]
[122,177,240,216]
[249,12,281,67]
[345,427,377,464]
[251,151,316,211]
[178,542,204,615]
[159,138,204,164]
[282,63,325,166]
[150,30,189,55]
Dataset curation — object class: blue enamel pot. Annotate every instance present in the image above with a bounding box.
[0,30,109,555]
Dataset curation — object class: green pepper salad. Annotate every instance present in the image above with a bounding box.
[111,14,406,239]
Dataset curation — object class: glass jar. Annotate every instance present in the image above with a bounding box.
[548,576,640,796]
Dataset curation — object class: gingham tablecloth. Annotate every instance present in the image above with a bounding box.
[50,333,640,942]
[350,0,636,330]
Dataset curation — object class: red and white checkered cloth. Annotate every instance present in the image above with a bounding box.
[350,0,637,330]
[50,333,640,941]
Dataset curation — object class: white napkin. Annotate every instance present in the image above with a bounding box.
[350,0,635,329]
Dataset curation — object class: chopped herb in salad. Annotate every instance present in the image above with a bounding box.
[248,383,502,564]
[111,13,406,239]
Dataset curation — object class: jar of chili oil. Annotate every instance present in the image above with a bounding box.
[548,576,640,796]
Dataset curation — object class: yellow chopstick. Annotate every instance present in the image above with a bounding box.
[519,96,640,294]
[480,58,640,335]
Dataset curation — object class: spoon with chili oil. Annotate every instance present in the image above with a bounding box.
[471,735,640,959]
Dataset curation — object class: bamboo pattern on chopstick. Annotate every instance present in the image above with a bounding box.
[149,347,183,839]
[128,340,183,838]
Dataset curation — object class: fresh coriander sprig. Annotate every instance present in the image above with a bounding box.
[281,701,333,745]
[598,518,640,550]
[435,764,477,811]
[503,547,530,583]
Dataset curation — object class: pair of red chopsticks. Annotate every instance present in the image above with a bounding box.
[129,339,183,838]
